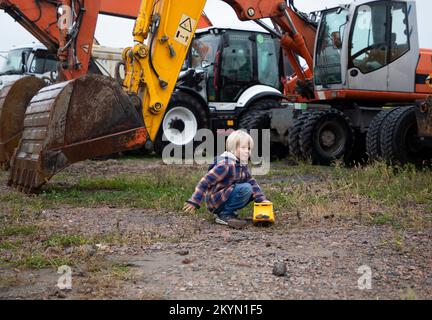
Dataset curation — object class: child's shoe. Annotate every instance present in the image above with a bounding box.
[215,214,247,229]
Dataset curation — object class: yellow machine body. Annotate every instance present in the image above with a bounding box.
[123,0,207,142]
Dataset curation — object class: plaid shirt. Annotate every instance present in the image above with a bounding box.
[187,152,266,212]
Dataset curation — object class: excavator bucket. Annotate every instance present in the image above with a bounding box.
[0,77,46,170]
[8,74,148,193]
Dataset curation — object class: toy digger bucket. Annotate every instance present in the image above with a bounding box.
[8,74,148,193]
[253,202,275,227]
[0,77,46,170]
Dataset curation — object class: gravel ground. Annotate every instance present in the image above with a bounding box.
[1,207,430,300]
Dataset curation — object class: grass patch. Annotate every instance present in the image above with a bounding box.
[400,287,417,300]
[111,262,131,280]
[44,234,88,248]
[373,213,394,225]
[0,158,431,230]
[263,161,432,229]
[0,240,23,250]
[0,225,38,237]
[36,169,206,211]
[20,253,72,270]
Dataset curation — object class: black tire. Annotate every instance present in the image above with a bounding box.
[153,91,208,157]
[366,108,397,161]
[238,109,272,158]
[299,109,354,165]
[238,99,287,160]
[380,106,430,166]
[288,112,311,160]
[346,130,367,166]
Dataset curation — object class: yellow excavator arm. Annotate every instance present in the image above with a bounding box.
[122,0,207,142]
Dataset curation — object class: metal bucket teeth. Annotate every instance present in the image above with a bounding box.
[0,77,46,170]
[8,74,148,193]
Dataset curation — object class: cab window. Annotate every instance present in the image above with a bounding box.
[29,51,57,74]
[350,1,409,74]
[257,34,279,88]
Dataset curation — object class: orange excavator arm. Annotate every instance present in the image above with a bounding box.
[197,11,212,29]
[0,0,101,80]
[0,0,212,81]
[99,0,213,28]
[225,0,316,81]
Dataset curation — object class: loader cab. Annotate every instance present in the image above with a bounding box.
[0,47,33,76]
[188,28,282,102]
[0,45,58,88]
[160,28,286,155]
[314,0,419,95]
[0,45,57,76]
[28,49,57,75]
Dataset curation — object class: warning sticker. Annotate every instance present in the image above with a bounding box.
[174,14,196,46]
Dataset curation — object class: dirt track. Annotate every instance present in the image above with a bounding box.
[0,158,431,300]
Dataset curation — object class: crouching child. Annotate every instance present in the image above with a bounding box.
[183,130,269,229]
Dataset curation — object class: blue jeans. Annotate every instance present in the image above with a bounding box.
[214,183,254,218]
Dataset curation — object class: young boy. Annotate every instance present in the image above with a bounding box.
[183,130,269,229]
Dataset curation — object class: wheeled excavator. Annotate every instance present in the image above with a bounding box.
[2,0,432,193]
[0,0,212,170]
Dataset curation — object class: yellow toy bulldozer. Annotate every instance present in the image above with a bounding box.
[253,202,275,227]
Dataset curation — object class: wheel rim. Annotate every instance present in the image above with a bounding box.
[316,119,347,157]
[162,106,198,146]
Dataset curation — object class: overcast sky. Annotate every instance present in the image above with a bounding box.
[0,0,431,52]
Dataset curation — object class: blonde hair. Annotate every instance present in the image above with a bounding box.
[225,130,254,154]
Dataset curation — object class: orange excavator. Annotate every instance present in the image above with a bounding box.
[0,0,212,171]
[2,0,432,193]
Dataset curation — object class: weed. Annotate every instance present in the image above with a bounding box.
[400,287,417,300]
[0,225,38,237]
[44,234,88,248]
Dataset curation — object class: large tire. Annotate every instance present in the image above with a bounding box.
[238,99,287,160]
[346,130,367,166]
[238,109,272,158]
[299,109,354,165]
[366,108,397,161]
[154,91,208,157]
[288,112,311,160]
[380,106,431,166]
